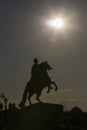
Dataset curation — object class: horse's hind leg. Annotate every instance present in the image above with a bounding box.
[36,92,43,103]
[28,93,33,105]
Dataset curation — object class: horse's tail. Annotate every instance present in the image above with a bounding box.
[26,80,30,86]
[19,85,29,108]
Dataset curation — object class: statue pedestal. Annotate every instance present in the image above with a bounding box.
[6,103,63,130]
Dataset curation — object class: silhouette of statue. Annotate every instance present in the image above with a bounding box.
[19,59,57,108]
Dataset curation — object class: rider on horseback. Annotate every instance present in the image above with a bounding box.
[30,58,40,82]
[31,58,39,75]
[19,58,57,108]
[31,58,52,93]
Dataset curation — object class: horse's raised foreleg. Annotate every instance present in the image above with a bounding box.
[47,82,57,93]
[47,85,53,93]
[36,92,43,103]
[51,81,58,91]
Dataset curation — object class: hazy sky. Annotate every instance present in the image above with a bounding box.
[0,0,87,111]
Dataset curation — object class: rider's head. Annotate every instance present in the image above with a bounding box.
[33,58,38,64]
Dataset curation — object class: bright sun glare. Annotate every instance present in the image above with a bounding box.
[48,18,64,29]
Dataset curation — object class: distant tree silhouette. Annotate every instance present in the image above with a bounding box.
[8,102,13,110]
[4,98,8,111]
[0,92,9,111]
[13,102,16,108]
[0,92,5,99]
[8,102,17,110]
[0,102,3,111]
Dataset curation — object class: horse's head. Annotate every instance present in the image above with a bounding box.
[40,61,53,71]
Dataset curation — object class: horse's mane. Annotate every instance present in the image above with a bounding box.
[40,61,52,70]
[40,61,47,65]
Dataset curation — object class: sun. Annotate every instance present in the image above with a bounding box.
[47,18,64,29]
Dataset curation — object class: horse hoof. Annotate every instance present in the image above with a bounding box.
[47,91,50,93]
[55,88,57,91]
[40,102,44,104]
[19,102,25,108]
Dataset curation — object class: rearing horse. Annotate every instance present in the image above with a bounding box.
[19,62,57,107]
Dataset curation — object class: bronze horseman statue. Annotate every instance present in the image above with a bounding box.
[19,58,57,108]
